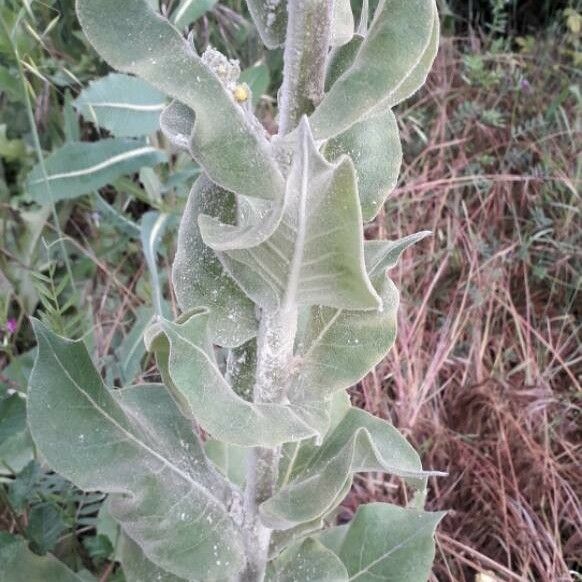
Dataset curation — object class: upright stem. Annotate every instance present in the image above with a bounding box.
[240,3,333,578]
[278,0,333,136]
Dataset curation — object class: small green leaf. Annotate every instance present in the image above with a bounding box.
[0,533,84,581]
[74,73,166,137]
[115,306,155,385]
[27,504,68,554]
[26,139,166,202]
[0,393,33,475]
[266,538,348,581]
[28,323,245,580]
[336,503,444,582]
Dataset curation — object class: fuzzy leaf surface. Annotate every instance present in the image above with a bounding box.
[265,538,348,581]
[311,0,437,139]
[148,311,330,447]
[260,407,433,529]
[77,0,284,201]
[172,0,218,29]
[324,109,402,221]
[215,119,380,312]
[332,503,444,581]
[246,0,288,48]
[27,321,245,581]
[26,139,166,202]
[73,73,166,137]
[288,234,430,405]
[173,176,257,347]
[331,0,354,47]
[0,533,83,582]
[119,534,186,582]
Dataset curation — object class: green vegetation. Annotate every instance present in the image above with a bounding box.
[1,1,580,580]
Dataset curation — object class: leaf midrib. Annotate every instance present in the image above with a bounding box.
[41,332,224,506]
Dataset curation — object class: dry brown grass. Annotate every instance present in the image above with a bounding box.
[348,37,581,581]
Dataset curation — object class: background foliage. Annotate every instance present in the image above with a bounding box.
[0,0,580,580]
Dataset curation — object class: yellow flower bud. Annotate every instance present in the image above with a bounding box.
[233,85,249,103]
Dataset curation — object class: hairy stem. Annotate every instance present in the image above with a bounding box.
[240,3,333,579]
[278,0,333,135]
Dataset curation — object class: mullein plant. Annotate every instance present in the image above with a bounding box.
[26,0,443,580]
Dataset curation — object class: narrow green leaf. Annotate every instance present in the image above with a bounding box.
[311,0,438,139]
[173,176,257,348]
[74,73,166,137]
[260,406,436,529]
[28,322,245,580]
[0,533,83,581]
[26,139,166,202]
[246,0,288,49]
[324,109,402,221]
[140,211,172,317]
[116,306,155,385]
[147,311,331,447]
[266,538,348,581]
[337,503,444,581]
[213,118,380,312]
[77,0,285,202]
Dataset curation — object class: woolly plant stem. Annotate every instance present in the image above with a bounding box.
[239,3,333,579]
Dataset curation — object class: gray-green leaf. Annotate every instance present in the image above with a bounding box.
[333,503,444,581]
[173,176,257,347]
[214,118,380,312]
[311,0,438,139]
[289,277,398,405]
[119,534,187,582]
[324,109,402,222]
[266,538,348,581]
[0,533,84,581]
[77,0,284,202]
[73,73,166,137]
[331,0,354,47]
[172,0,218,29]
[28,321,245,581]
[260,406,435,529]
[246,0,288,49]
[26,139,166,202]
[147,311,331,446]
